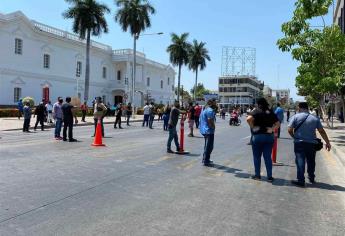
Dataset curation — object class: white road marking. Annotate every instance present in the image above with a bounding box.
[241,135,251,140]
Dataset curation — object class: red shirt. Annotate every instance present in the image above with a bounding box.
[194,105,202,117]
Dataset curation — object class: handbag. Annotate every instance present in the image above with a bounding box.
[294,114,323,151]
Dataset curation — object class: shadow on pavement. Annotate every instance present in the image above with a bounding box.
[209,163,242,174]
[307,182,345,192]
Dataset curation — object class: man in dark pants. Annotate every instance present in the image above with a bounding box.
[62,97,78,142]
[149,102,155,129]
[288,102,331,187]
[167,101,185,153]
[114,103,123,129]
[199,99,217,166]
[126,103,133,126]
[23,102,31,132]
[34,101,46,131]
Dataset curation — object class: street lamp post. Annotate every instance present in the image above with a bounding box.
[132,32,163,107]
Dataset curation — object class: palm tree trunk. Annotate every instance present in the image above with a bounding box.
[84,30,91,103]
[177,63,182,103]
[193,67,198,101]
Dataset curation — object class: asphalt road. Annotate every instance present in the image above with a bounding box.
[0,117,345,236]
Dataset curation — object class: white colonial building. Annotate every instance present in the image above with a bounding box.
[0,11,176,107]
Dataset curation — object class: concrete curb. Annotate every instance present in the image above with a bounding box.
[2,119,144,132]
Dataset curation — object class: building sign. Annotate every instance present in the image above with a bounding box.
[203,94,219,101]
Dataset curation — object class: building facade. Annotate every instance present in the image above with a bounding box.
[0,11,175,107]
[335,0,345,33]
[218,75,263,109]
[272,89,290,103]
[263,85,273,97]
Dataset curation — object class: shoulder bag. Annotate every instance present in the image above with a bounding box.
[294,114,323,151]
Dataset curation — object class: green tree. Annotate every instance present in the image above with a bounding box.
[190,83,210,100]
[63,0,110,103]
[277,0,345,120]
[115,0,155,105]
[167,33,191,103]
[188,40,211,101]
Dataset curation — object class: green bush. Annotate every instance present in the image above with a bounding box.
[0,108,27,117]
[136,108,144,115]
[22,97,35,107]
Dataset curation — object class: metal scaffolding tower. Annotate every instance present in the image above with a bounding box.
[221,47,256,76]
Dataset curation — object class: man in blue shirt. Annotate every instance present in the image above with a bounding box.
[288,102,331,187]
[275,103,284,138]
[17,99,23,120]
[200,99,217,166]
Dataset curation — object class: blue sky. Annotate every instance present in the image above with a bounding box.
[0,0,335,100]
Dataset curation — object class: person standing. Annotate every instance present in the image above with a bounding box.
[22,102,31,132]
[287,109,291,122]
[199,99,217,166]
[163,105,171,131]
[149,102,155,129]
[167,101,185,153]
[247,98,280,182]
[45,101,53,123]
[93,97,107,136]
[18,99,23,120]
[114,103,123,129]
[288,102,331,187]
[34,101,46,131]
[126,103,133,126]
[62,97,78,142]
[187,102,195,137]
[80,102,88,122]
[142,103,150,127]
[274,103,284,138]
[194,103,202,129]
[53,97,64,140]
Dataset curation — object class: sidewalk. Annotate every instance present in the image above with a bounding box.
[0,115,144,131]
[323,119,345,167]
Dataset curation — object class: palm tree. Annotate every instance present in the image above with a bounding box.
[115,0,156,105]
[188,40,211,101]
[167,33,191,102]
[63,0,110,103]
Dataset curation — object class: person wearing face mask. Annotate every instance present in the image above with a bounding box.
[53,97,64,140]
[199,99,217,166]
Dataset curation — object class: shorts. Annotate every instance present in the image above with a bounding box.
[188,120,195,128]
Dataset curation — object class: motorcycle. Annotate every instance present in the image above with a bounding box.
[229,115,241,126]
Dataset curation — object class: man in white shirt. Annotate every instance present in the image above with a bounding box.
[45,101,53,123]
[142,103,150,127]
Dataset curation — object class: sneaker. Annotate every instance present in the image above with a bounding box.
[57,137,63,140]
[251,175,261,180]
[308,177,316,184]
[291,180,305,187]
[69,138,78,142]
[63,138,67,142]
[203,160,214,166]
[167,149,174,154]
[119,127,123,129]
[188,134,193,137]
[267,177,274,182]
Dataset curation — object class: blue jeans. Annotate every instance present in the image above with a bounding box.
[142,114,149,127]
[203,133,214,163]
[294,142,316,183]
[149,115,155,128]
[55,118,62,137]
[251,134,274,178]
[167,126,179,151]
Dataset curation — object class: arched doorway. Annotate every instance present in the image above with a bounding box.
[111,89,125,105]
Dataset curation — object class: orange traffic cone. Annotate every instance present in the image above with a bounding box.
[92,118,105,147]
